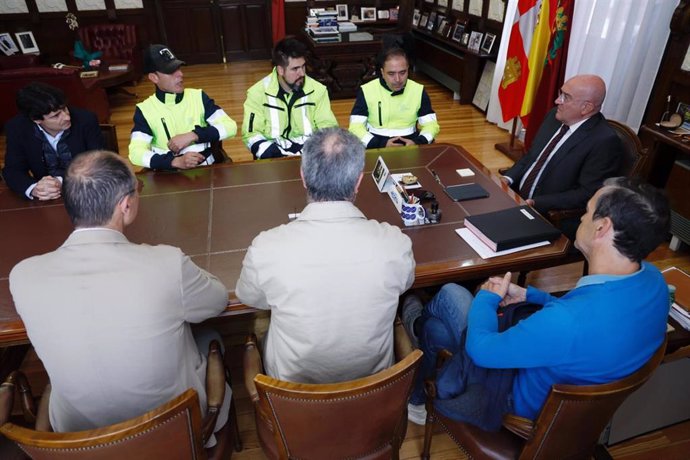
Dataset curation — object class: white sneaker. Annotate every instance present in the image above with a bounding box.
[407,402,427,425]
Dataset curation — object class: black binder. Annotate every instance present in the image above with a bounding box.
[464,206,561,251]
[444,183,489,201]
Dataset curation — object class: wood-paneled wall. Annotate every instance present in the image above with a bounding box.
[0,0,160,64]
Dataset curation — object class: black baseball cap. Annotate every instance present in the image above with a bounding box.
[143,44,185,74]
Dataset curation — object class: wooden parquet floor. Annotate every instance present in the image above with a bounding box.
[2,60,690,459]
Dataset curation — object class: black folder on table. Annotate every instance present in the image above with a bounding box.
[444,183,489,201]
[464,206,562,252]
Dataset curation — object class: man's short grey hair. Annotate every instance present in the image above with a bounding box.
[63,150,137,227]
[301,128,365,202]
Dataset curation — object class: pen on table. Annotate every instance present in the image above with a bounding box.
[431,169,445,188]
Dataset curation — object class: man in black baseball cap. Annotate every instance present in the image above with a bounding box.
[143,44,186,74]
[129,44,237,170]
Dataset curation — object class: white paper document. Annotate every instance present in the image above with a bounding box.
[456,228,549,259]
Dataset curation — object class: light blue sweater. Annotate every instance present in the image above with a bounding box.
[466,262,668,419]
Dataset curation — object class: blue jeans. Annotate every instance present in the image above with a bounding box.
[410,283,474,404]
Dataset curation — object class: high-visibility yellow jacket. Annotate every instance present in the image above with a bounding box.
[242,68,338,159]
[349,78,439,149]
[129,88,236,169]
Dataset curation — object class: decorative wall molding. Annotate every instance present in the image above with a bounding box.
[114,0,143,8]
[35,0,68,12]
[0,0,29,14]
[75,0,106,11]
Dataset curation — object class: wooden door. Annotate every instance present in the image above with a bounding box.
[218,0,272,61]
[155,0,272,64]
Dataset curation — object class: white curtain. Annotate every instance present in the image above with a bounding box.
[487,0,679,133]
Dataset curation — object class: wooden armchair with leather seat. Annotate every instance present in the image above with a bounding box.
[545,119,649,229]
[78,24,142,81]
[0,340,242,460]
[243,318,422,459]
[421,339,667,460]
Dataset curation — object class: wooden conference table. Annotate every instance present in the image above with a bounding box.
[0,144,570,345]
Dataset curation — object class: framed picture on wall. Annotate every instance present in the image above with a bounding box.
[361,7,376,21]
[0,33,19,55]
[336,4,349,21]
[15,31,39,54]
[480,32,496,54]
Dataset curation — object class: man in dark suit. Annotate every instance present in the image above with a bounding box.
[502,75,623,235]
[1,82,104,200]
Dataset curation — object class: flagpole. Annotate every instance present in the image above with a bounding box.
[494,118,525,162]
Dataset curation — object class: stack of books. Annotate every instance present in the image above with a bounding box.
[306,10,341,43]
[670,301,690,330]
[308,26,342,43]
[338,22,357,33]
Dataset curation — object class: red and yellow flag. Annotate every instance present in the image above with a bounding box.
[498,0,561,124]
[524,0,575,148]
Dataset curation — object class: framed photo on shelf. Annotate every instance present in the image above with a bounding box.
[427,12,437,31]
[436,15,446,31]
[336,4,349,21]
[480,32,496,54]
[377,9,389,20]
[412,9,421,26]
[389,7,399,21]
[451,23,465,42]
[0,33,19,55]
[15,31,38,54]
[438,19,448,35]
[419,13,429,28]
[361,7,376,21]
[461,32,470,46]
[468,31,483,52]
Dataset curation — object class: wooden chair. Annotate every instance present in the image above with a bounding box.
[99,123,119,153]
[546,119,650,229]
[78,24,142,81]
[243,318,422,459]
[421,339,667,460]
[0,340,242,460]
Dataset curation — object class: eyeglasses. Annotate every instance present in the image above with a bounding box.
[556,90,574,103]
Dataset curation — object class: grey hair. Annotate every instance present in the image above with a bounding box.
[301,128,365,202]
[63,150,137,227]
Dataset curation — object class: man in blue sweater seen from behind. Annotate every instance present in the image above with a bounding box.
[403,177,671,427]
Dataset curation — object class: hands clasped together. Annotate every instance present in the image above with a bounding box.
[479,272,527,307]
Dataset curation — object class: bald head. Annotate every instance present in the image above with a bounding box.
[555,74,607,125]
[64,150,138,228]
[301,128,365,202]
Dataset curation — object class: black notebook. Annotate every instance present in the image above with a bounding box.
[444,183,489,201]
[464,206,561,252]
